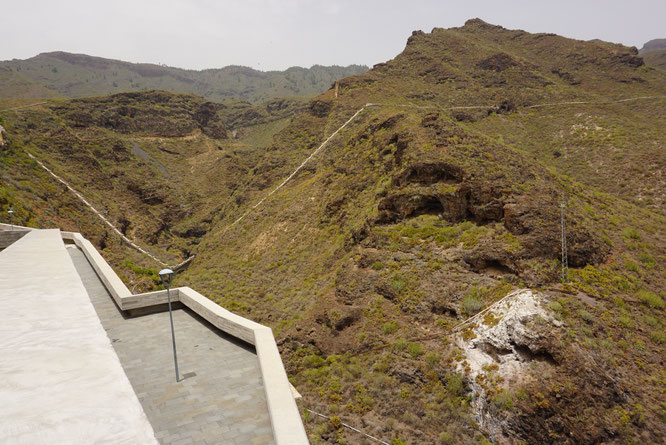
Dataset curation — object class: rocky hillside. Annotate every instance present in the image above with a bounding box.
[0,90,306,286]
[1,19,665,444]
[0,52,368,103]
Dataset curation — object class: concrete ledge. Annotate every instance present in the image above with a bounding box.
[60,229,309,445]
[123,289,179,310]
[63,232,131,308]
[178,287,262,345]
[254,328,308,444]
[0,223,33,231]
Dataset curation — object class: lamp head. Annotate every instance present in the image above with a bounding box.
[158,268,174,287]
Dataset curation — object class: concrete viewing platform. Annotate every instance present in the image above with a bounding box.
[0,226,307,444]
[0,229,157,444]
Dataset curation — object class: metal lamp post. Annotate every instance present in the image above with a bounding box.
[159,268,180,382]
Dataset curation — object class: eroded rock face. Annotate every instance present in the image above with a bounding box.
[456,290,560,377]
[52,91,228,138]
[454,289,562,442]
[477,53,519,72]
[308,99,333,118]
[376,162,507,225]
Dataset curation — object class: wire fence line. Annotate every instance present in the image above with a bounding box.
[0,101,48,112]
[16,94,664,266]
[221,94,665,234]
[25,151,196,269]
[305,408,390,445]
[229,104,373,228]
[525,95,666,109]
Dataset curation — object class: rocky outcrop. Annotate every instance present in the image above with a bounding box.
[308,99,334,118]
[477,53,519,72]
[52,91,228,138]
[454,289,562,441]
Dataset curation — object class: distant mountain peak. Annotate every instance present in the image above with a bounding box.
[463,17,505,30]
[639,38,666,54]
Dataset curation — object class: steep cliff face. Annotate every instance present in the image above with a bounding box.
[1,20,664,444]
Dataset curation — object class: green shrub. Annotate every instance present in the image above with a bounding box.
[446,373,464,396]
[382,321,399,335]
[631,403,646,426]
[329,415,342,429]
[548,301,563,312]
[439,431,454,444]
[638,253,656,267]
[578,309,594,323]
[462,295,483,316]
[391,274,406,293]
[493,390,514,411]
[650,331,665,344]
[407,342,424,358]
[302,354,325,367]
[617,280,631,291]
[425,352,440,369]
[622,228,640,240]
[637,290,664,309]
[619,315,634,328]
[302,408,312,423]
[371,262,384,270]
[514,386,528,401]
[625,260,639,272]
[599,339,614,349]
[393,339,408,351]
[643,315,659,327]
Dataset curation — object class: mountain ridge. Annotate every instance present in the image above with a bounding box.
[0,51,368,103]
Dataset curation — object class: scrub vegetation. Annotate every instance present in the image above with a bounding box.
[1,19,665,444]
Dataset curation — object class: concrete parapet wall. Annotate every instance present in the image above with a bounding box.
[62,232,132,308]
[178,287,262,345]
[123,289,179,310]
[0,230,28,248]
[0,223,33,231]
[254,328,309,444]
[59,228,308,445]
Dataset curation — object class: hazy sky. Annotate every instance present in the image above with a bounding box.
[2,0,664,71]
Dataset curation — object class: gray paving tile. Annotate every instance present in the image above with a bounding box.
[69,248,275,445]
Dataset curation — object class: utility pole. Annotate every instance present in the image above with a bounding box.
[159,269,180,382]
[560,202,568,282]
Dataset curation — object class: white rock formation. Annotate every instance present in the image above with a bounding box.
[454,289,562,441]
